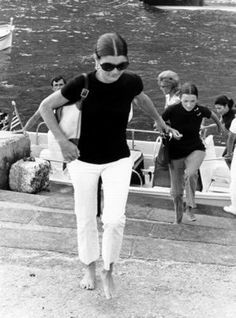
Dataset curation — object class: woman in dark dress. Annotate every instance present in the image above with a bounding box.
[162,83,223,224]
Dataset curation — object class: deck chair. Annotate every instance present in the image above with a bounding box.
[199,134,230,192]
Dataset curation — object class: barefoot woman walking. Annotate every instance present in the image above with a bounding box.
[39,33,176,299]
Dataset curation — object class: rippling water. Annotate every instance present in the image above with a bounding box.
[0,0,236,141]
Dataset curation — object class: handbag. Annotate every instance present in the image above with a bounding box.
[43,74,89,162]
[152,134,171,187]
[156,134,170,167]
[55,73,89,146]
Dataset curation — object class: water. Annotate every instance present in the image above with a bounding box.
[0,0,236,142]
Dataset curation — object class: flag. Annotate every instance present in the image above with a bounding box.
[10,101,24,132]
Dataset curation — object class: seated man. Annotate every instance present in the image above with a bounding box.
[24,75,66,131]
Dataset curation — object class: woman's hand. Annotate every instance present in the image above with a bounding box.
[58,139,80,162]
[166,127,183,140]
[153,122,182,139]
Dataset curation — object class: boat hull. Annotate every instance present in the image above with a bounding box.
[0,19,14,51]
[142,0,204,5]
[0,32,13,51]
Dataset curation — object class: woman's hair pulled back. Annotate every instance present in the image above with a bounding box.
[214,95,234,109]
[157,70,180,89]
[180,82,198,98]
[95,33,128,58]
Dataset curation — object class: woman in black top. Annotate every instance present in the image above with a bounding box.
[39,33,179,299]
[214,95,236,167]
[214,95,235,130]
[162,83,223,224]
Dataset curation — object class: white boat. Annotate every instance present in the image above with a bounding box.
[141,0,203,5]
[26,127,231,207]
[145,4,236,12]
[0,18,14,51]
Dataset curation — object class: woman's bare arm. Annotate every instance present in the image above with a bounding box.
[133,92,182,139]
[210,111,224,133]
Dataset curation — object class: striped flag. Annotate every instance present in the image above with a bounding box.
[10,101,24,132]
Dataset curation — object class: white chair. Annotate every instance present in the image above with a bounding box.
[199,135,230,192]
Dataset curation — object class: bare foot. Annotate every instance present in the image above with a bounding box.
[101,263,115,299]
[186,207,197,222]
[80,262,96,290]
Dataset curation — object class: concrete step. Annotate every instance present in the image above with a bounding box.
[0,187,236,266]
[0,201,236,242]
[1,183,235,218]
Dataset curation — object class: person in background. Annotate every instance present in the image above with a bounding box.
[24,75,66,131]
[162,82,223,224]
[39,32,181,299]
[157,70,181,108]
[0,111,9,130]
[214,95,236,167]
[50,75,66,92]
[223,117,236,215]
[214,95,235,130]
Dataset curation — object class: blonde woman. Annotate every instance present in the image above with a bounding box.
[157,70,180,108]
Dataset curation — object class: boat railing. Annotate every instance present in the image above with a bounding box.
[127,128,162,150]
[34,125,162,147]
[35,121,48,145]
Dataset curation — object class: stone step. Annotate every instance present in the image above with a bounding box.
[1,184,236,267]
[1,191,236,231]
[0,187,74,211]
[1,223,236,266]
[0,203,236,244]
[1,184,235,219]
[1,219,235,266]
[0,197,236,266]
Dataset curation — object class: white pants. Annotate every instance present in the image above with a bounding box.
[230,150,236,208]
[67,156,132,270]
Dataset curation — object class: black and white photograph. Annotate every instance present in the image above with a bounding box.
[0,0,236,317]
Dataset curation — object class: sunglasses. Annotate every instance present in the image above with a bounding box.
[100,61,129,72]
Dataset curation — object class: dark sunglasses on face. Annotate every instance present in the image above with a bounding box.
[100,61,129,72]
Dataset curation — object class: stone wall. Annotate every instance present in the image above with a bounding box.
[0,131,31,189]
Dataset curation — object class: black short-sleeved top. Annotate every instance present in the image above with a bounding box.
[222,109,236,130]
[61,71,143,164]
[162,103,212,160]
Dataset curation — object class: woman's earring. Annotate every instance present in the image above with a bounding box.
[95,60,100,71]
